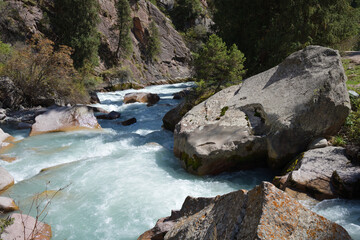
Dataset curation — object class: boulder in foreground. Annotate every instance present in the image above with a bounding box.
[139,182,351,240]
[30,106,101,136]
[174,46,350,175]
[123,92,160,106]
[1,213,52,240]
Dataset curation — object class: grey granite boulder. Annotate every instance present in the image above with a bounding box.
[274,147,360,200]
[174,46,350,175]
[139,182,351,240]
[0,128,14,151]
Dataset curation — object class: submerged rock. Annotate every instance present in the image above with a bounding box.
[0,197,19,212]
[274,147,360,200]
[174,46,350,175]
[30,106,101,136]
[139,182,351,240]
[1,213,52,240]
[123,92,160,105]
[0,167,14,192]
[121,117,137,126]
[96,111,121,120]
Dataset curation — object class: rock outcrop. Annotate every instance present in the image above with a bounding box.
[274,147,360,200]
[0,197,19,212]
[124,92,160,105]
[30,106,101,136]
[139,182,351,240]
[0,77,23,110]
[1,213,52,240]
[0,167,14,192]
[174,46,350,175]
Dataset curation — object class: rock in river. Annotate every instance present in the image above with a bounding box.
[174,46,350,175]
[0,166,14,192]
[0,197,19,212]
[30,106,101,136]
[139,182,351,240]
[123,92,160,105]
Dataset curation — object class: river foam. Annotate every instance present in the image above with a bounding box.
[0,82,359,239]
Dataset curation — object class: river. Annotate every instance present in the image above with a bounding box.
[0,82,359,239]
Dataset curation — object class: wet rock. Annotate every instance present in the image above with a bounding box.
[172,88,192,100]
[0,108,6,120]
[174,46,350,175]
[1,213,52,240]
[0,167,14,192]
[275,147,360,200]
[308,138,328,150]
[0,128,15,151]
[0,197,19,212]
[163,102,186,132]
[30,106,101,136]
[121,117,137,126]
[96,111,121,120]
[140,182,351,240]
[90,91,100,104]
[124,92,160,105]
[16,122,32,129]
[87,106,109,114]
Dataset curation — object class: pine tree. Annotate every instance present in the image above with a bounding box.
[115,0,132,59]
[213,0,359,74]
[194,34,246,91]
[171,0,203,31]
[146,21,161,62]
[53,0,100,68]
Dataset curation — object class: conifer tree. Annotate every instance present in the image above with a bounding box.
[115,0,132,59]
[53,0,100,68]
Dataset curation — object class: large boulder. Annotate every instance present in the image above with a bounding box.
[139,182,351,240]
[123,92,160,106]
[0,167,14,192]
[274,147,360,200]
[1,213,52,240]
[174,46,350,175]
[30,106,101,136]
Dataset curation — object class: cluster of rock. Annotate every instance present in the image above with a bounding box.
[139,182,351,240]
[274,146,360,200]
[173,46,351,175]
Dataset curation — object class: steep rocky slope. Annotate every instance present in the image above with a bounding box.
[0,0,192,86]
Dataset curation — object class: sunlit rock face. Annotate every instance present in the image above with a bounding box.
[30,106,101,136]
[174,46,350,175]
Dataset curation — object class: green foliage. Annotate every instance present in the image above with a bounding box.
[194,34,246,91]
[170,0,203,31]
[220,106,229,117]
[53,0,100,68]
[1,36,88,105]
[145,21,161,62]
[115,0,132,59]
[182,25,208,53]
[342,59,360,87]
[213,0,360,75]
[0,40,13,71]
[0,216,14,239]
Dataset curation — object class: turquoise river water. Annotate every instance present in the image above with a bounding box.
[0,83,359,239]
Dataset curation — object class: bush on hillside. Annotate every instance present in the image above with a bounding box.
[1,36,88,106]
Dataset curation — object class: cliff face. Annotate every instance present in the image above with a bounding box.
[0,0,192,85]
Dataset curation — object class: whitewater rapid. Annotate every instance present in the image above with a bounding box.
[0,82,359,239]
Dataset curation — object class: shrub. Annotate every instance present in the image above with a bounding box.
[145,21,161,62]
[2,35,88,105]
